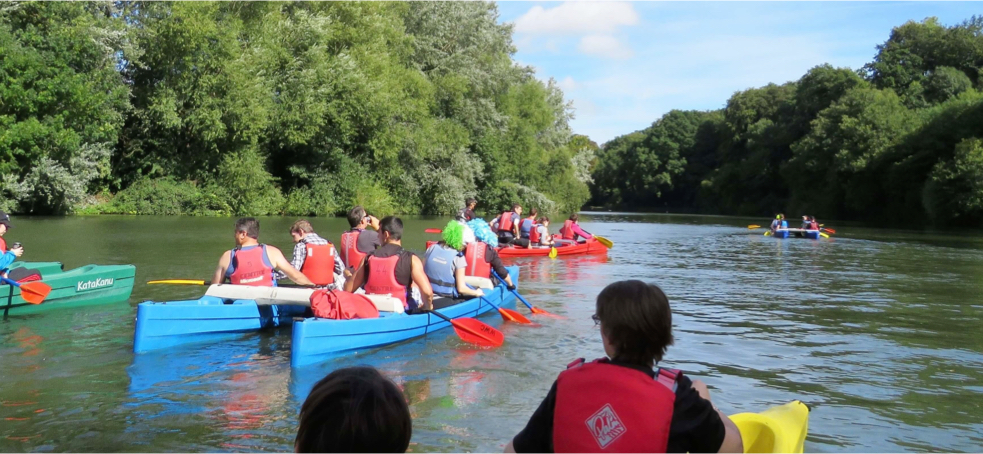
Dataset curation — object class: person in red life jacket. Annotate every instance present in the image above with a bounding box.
[491,204,523,247]
[0,211,24,275]
[212,217,314,287]
[462,240,516,290]
[808,216,820,231]
[340,206,381,274]
[295,366,412,453]
[558,213,594,244]
[279,220,345,290]
[456,198,478,223]
[344,216,434,313]
[530,217,554,248]
[506,280,744,454]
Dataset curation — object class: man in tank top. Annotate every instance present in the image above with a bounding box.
[211,217,314,287]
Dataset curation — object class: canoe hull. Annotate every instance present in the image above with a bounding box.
[291,266,519,368]
[2,261,136,315]
[772,229,820,240]
[496,239,608,258]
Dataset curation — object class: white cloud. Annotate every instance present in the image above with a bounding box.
[557,76,577,91]
[578,35,633,60]
[514,2,639,35]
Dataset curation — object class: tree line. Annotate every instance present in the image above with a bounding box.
[591,16,983,227]
[0,2,594,217]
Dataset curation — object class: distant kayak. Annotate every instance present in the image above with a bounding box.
[731,400,809,453]
[770,229,822,239]
[3,261,135,315]
[496,238,609,258]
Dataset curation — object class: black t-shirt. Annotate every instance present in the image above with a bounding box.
[457,207,476,222]
[355,229,381,254]
[482,244,509,279]
[511,359,725,453]
[364,243,414,287]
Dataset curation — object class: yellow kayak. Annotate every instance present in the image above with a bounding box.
[730,400,810,453]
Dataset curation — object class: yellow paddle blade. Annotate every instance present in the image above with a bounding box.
[820,232,829,239]
[763,231,772,236]
[594,235,614,248]
[748,225,761,229]
[147,279,207,285]
[548,247,558,259]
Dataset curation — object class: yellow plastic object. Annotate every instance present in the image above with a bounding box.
[748,225,761,229]
[731,400,809,454]
[147,279,207,285]
[820,232,829,239]
[594,235,614,248]
[548,247,558,259]
[763,231,772,236]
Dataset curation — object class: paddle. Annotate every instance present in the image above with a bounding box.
[479,294,531,324]
[0,276,52,305]
[147,279,309,288]
[491,270,560,318]
[821,228,836,234]
[748,225,761,229]
[427,309,504,347]
[548,247,558,259]
[764,231,772,236]
[593,235,614,248]
[424,228,442,234]
[820,232,830,239]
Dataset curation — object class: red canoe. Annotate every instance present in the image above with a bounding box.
[496,238,608,258]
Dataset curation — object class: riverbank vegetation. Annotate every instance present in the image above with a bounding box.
[591,16,983,227]
[0,2,592,216]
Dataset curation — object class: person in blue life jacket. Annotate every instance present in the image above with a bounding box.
[518,207,539,247]
[506,280,744,454]
[424,220,486,301]
[212,217,314,287]
[0,211,24,276]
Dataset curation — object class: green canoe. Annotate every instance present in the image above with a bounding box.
[2,261,136,316]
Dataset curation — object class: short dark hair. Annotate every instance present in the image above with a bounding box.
[569,213,579,222]
[466,198,477,206]
[539,216,549,223]
[595,280,674,366]
[235,217,260,239]
[529,207,539,217]
[295,366,411,453]
[348,206,367,228]
[380,216,403,240]
[512,203,521,211]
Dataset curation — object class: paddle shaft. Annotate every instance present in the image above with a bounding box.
[427,309,496,344]
[491,270,533,311]
[3,281,12,319]
[148,279,311,288]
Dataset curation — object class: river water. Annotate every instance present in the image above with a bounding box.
[0,213,981,452]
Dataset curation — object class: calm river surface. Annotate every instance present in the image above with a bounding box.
[1,213,981,452]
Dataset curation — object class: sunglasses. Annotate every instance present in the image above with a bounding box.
[591,314,600,326]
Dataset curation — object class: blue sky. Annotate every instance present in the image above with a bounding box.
[495,2,983,144]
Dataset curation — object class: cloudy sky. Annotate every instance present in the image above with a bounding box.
[495,2,983,144]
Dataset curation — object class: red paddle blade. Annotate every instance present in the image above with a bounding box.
[823,228,836,234]
[424,228,443,234]
[499,308,532,324]
[450,318,504,347]
[19,282,52,305]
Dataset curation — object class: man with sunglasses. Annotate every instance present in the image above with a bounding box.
[212,217,314,287]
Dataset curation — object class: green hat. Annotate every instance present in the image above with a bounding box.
[442,220,465,251]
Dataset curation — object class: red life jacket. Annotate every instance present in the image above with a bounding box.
[560,220,576,240]
[553,358,677,453]
[226,245,275,287]
[529,224,542,244]
[0,237,6,252]
[464,242,491,278]
[300,241,336,286]
[340,230,366,271]
[363,254,408,308]
[808,221,819,230]
[499,211,516,232]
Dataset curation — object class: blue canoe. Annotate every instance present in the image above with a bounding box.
[291,266,519,368]
[773,228,821,239]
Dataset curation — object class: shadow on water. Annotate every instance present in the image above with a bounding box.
[1,214,982,451]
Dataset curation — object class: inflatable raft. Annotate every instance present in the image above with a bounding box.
[2,261,135,315]
[290,266,518,367]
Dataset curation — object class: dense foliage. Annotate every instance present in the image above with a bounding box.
[592,16,983,227]
[1,1,590,216]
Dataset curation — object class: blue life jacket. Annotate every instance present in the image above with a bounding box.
[520,218,534,238]
[780,220,788,229]
[424,244,461,298]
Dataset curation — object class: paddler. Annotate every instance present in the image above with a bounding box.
[212,217,314,287]
[0,211,24,276]
[464,219,517,291]
[506,280,744,453]
[424,220,486,301]
[491,204,522,247]
[558,213,593,243]
[808,216,819,231]
[518,207,539,248]
[530,217,554,248]
[280,220,345,290]
[340,206,381,273]
[769,214,782,233]
[344,216,434,313]
[456,198,478,223]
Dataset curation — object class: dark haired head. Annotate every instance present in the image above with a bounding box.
[569,213,579,222]
[235,217,260,239]
[539,216,549,223]
[512,203,521,211]
[380,216,403,241]
[529,207,539,217]
[595,280,674,366]
[466,198,477,207]
[348,206,368,228]
[295,366,412,453]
